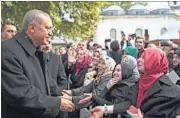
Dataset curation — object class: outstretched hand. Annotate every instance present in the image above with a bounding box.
[127,108,143,118]
[78,93,93,104]
[90,106,105,118]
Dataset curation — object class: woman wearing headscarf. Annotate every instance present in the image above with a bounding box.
[90,48,180,118]
[84,49,101,86]
[124,46,139,59]
[79,55,139,118]
[62,55,116,117]
[172,49,180,85]
[67,48,91,89]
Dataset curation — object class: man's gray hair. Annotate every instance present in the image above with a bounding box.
[23,9,50,31]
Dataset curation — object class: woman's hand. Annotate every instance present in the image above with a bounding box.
[78,93,93,104]
[127,108,143,118]
[90,106,105,118]
[107,74,122,89]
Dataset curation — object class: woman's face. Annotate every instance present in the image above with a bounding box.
[137,53,145,73]
[135,38,144,50]
[92,51,100,65]
[77,50,85,62]
[77,42,85,51]
[173,53,180,67]
[98,59,107,74]
[113,64,122,79]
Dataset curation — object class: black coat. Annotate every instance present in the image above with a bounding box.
[71,73,112,109]
[95,75,180,118]
[1,32,62,118]
[63,60,89,89]
[107,50,123,64]
[46,52,68,89]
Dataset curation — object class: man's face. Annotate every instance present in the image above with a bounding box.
[30,16,53,46]
[1,24,17,40]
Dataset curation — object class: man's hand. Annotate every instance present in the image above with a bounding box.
[78,93,92,104]
[90,106,105,118]
[60,97,75,112]
[61,93,72,101]
[62,90,72,96]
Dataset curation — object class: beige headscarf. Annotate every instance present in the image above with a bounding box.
[95,55,116,84]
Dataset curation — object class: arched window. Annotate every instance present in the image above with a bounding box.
[161,28,167,35]
[135,28,143,37]
[110,29,116,40]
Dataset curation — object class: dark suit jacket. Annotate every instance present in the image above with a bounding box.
[1,32,62,118]
[46,52,68,89]
[95,75,180,118]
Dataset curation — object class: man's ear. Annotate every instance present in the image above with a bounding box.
[28,24,35,33]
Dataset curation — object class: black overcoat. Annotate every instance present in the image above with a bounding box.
[2,32,62,118]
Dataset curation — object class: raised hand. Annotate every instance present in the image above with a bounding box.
[60,97,75,112]
[107,74,122,89]
[78,93,93,104]
[90,106,105,118]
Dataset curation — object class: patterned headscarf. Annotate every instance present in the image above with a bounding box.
[95,55,116,85]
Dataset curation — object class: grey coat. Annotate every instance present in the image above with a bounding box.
[2,32,62,118]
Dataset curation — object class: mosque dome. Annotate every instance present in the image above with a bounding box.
[149,2,174,15]
[101,5,125,16]
[128,4,150,15]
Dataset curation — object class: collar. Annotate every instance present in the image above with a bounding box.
[145,74,173,99]
[14,32,36,57]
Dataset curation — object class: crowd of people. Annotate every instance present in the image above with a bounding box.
[1,9,180,118]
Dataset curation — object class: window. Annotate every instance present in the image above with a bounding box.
[110,29,116,40]
[161,28,167,35]
[135,28,143,37]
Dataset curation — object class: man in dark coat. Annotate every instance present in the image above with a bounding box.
[1,21,17,41]
[107,40,123,64]
[1,9,74,118]
[39,42,68,90]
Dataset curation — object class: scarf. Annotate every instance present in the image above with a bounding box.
[136,48,169,108]
[124,46,139,59]
[75,55,91,75]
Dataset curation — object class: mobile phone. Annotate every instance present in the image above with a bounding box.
[161,40,169,46]
[105,39,111,43]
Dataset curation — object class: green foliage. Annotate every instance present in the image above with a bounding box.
[104,1,147,11]
[1,1,105,40]
[1,1,49,31]
[1,1,146,40]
